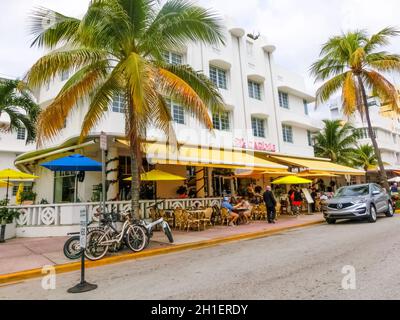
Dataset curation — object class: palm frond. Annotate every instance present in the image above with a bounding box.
[342,72,358,116]
[362,70,400,114]
[29,6,81,49]
[315,72,347,106]
[26,48,108,89]
[78,0,132,52]
[366,52,400,72]
[157,67,213,129]
[141,0,225,55]
[159,63,224,113]
[364,27,400,53]
[80,72,123,141]
[36,60,110,146]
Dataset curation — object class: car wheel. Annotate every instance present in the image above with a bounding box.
[368,205,377,223]
[326,218,336,225]
[385,202,395,217]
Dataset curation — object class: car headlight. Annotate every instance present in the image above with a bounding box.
[353,198,368,204]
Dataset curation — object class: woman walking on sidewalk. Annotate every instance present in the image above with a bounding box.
[291,186,303,217]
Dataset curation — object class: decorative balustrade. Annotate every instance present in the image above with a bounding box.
[9,198,222,228]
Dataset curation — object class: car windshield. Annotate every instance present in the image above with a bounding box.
[334,185,370,198]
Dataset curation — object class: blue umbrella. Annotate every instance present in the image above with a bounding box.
[41,154,102,202]
[41,154,102,172]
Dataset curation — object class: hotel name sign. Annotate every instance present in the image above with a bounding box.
[234,138,276,153]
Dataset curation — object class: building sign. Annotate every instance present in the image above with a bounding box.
[80,207,88,249]
[234,138,276,153]
[100,131,108,151]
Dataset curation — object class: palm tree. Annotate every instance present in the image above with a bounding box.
[27,0,225,218]
[313,120,358,166]
[0,79,40,143]
[311,27,400,191]
[351,144,378,181]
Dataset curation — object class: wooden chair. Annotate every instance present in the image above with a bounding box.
[174,209,185,230]
[220,208,231,226]
[258,204,267,220]
[211,205,221,225]
[187,212,202,232]
[201,207,214,229]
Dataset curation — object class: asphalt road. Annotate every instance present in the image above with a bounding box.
[1,216,400,300]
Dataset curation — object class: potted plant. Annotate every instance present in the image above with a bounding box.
[0,200,21,243]
[20,190,37,205]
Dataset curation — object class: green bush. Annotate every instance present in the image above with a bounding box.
[0,203,21,225]
[20,191,37,202]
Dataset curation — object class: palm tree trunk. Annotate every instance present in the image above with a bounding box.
[126,96,141,220]
[357,75,390,191]
[129,138,141,220]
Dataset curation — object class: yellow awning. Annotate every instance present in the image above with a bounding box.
[269,156,365,176]
[116,140,288,172]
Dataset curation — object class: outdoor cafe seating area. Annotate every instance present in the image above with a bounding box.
[148,202,308,233]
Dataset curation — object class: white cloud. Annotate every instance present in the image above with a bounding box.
[1,0,400,92]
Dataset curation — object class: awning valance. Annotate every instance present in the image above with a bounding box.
[269,155,365,176]
[116,140,288,172]
[145,143,288,172]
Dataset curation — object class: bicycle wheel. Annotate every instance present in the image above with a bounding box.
[163,225,174,244]
[63,236,82,260]
[126,225,147,252]
[85,229,109,261]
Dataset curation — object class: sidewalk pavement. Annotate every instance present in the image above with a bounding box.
[0,214,324,278]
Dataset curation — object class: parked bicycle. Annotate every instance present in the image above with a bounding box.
[63,208,133,260]
[84,210,147,261]
[136,217,174,248]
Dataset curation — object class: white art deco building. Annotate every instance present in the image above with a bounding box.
[15,18,365,206]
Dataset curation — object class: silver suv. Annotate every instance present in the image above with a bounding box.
[324,183,394,224]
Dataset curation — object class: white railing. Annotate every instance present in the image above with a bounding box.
[9,198,223,228]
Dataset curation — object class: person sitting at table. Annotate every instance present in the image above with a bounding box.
[237,197,252,224]
[221,197,240,227]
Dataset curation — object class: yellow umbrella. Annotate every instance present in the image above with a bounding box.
[124,169,186,182]
[272,176,313,185]
[0,168,38,203]
[124,169,186,205]
[0,180,13,188]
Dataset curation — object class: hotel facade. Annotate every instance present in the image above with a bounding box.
[10,19,365,237]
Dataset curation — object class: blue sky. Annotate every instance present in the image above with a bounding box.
[1,0,400,93]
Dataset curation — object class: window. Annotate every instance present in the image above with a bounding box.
[209,66,227,89]
[112,93,125,113]
[303,100,309,115]
[307,130,313,146]
[248,81,262,100]
[166,99,185,124]
[61,70,69,81]
[359,127,378,139]
[163,51,183,65]
[12,185,32,196]
[54,171,76,203]
[246,41,254,56]
[252,117,266,138]
[282,124,293,143]
[17,128,26,140]
[212,112,230,131]
[279,91,289,109]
